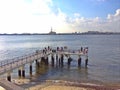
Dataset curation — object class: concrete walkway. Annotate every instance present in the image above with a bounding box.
[0,79,24,90]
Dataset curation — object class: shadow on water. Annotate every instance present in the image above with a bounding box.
[33,61,89,82]
[35,61,49,78]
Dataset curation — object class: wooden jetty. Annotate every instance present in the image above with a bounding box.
[0,46,88,82]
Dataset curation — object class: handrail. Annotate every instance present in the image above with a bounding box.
[0,51,37,67]
[0,49,53,67]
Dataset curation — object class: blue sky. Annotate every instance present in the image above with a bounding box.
[54,0,120,18]
[0,0,120,33]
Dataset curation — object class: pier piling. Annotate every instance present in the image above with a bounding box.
[56,54,58,67]
[45,57,49,65]
[68,57,72,66]
[85,58,88,67]
[61,54,64,66]
[22,69,25,78]
[56,54,58,61]
[22,66,25,78]
[18,68,22,78]
[56,54,58,65]
[29,63,32,76]
[36,60,40,67]
[78,56,81,67]
[51,54,54,66]
[7,72,11,82]
[58,58,61,67]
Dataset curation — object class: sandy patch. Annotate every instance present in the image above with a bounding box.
[12,78,30,85]
[27,80,95,90]
[0,86,6,90]
[28,85,94,90]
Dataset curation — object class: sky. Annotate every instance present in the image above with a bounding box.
[0,0,120,33]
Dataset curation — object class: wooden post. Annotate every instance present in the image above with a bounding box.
[36,59,39,67]
[61,54,64,66]
[56,54,58,67]
[45,57,49,65]
[7,72,11,82]
[59,58,61,67]
[18,68,21,78]
[56,54,58,61]
[22,69,25,78]
[21,66,25,78]
[56,54,58,65]
[68,57,72,66]
[78,56,81,67]
[36,59,40,67]
[29,62,32,76]
[51,54,54,67]
[68,58,70,66]
[85,58,88,67]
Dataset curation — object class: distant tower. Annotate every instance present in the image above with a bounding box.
[51,27,53,32]
[49,27,56,35]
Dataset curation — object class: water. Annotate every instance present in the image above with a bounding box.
[0,35,120,84]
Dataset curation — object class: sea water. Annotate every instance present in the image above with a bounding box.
[0,35,120,85]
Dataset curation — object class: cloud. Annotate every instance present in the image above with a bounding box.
[0,0,33,33]
[0,0,119,33]
[0,0,70,33]
[65,9,120,32]
[74,13,80,17]
[32,0,52,14]
[107,9,120,21]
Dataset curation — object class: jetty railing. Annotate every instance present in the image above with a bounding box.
[0,50,52,75]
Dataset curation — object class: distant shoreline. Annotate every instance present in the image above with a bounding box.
[0,33,120,35]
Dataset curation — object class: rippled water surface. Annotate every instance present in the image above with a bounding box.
[0,35,120,84]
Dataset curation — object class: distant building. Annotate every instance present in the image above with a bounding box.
[87,31,100,34]
[49,27,56,35]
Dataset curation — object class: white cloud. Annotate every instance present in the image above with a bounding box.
[0,0,119,33]
[74,13,80,17]
[0,0,71,33]
[115,9,120,16]
[32,0,51,14]
[107,9,120,21]
[65,9,120,32]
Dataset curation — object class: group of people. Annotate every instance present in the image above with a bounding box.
[80,47,88,54]
[35,46,52,54]
[42,46,52,54]
[36,46,88,55]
